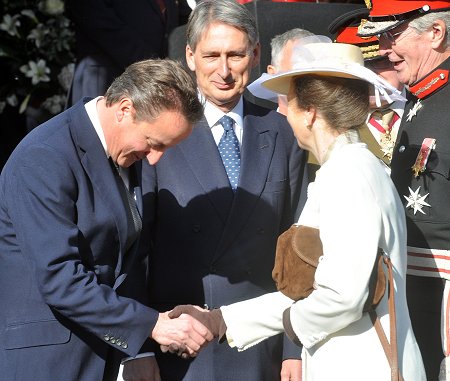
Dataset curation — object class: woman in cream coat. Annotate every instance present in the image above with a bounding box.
[214,43,426,381]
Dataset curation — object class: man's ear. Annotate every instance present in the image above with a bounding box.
[250,42,261,69]
[186,45,196,72]
[430,20,447,50]
[267,64,276,75]
[115,98,133,122]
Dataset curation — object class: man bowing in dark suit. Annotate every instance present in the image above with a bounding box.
[0,59,212,381]
[127,1,308,380]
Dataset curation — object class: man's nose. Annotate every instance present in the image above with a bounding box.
[217,56,231,78]
[146,150,164,165]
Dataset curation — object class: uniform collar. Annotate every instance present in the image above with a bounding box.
[409,58,450,99]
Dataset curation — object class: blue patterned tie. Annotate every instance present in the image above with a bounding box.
[218,115,240,191]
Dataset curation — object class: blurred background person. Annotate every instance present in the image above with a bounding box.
[267,28,316,115]
[65,0,191,107]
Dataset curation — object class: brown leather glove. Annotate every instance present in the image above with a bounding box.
[168,305,227,342]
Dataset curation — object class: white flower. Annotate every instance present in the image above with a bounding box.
[58,63,75,91]
[39,0,65,16]
[21,9,38,23]
[42,94,66,114]
[0,14,21,37]
[6,94,18,107]
[20,59,51,85]
[28,24,48,48]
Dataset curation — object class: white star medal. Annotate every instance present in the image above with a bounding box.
[404,186,431,215]
[406,99,423,122]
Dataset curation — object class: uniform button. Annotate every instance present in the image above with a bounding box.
[104,335,110,341]
[257,227,265,234]
[399,145,405,153]
[203,304,210,310]
[121,342,128,349]
[110,338,116,344]
[116,340,122,346]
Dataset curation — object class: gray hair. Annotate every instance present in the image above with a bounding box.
[105,59,203,124]
[270,28,315,67]
[409,10,450,47]
[186,0,259,52]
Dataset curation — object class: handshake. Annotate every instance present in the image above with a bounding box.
[151,305,227,359]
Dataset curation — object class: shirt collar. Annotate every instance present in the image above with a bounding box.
[85,96,109,157]
[201,94,244,128]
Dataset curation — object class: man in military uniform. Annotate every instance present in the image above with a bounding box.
[329,7,406,170]
[358,1,450,379]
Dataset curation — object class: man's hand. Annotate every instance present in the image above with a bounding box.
[151,311,213,358]
[122,356,161,381]
[168,305,227,340]
[280,359,302,381]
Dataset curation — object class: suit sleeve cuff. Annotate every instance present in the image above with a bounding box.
[282,332,302,360]
[283,307,302,348]
[121,352,155,365]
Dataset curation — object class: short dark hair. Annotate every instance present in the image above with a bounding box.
[105,59,203,124]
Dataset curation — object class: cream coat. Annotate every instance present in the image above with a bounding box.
[221,135,425,381]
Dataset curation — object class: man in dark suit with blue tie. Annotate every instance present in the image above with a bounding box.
[125,1,308,380]
[0,59,212,381]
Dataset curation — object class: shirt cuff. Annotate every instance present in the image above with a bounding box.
[120,352,155,365]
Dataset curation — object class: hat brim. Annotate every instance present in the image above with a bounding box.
[260,67,367,96]
[357,19,407,37]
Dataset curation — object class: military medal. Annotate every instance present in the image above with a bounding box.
[406,99,423,122]
[404,186,431,215]
[368,109,399,161]
[411,138,436,177]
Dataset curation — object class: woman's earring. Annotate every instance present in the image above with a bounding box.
[304,119,312,130]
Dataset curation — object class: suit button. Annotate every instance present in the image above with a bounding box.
[257,227,265,234]
[192,224,201,233]
[399,145,405,153]
[116,340,122,346]
[121,342,128,349]
[110,338,116,344]
[104,335,110,341]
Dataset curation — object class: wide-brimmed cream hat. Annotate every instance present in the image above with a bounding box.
[248,40,405,106]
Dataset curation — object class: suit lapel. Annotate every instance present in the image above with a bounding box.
[69,102,129,275]
[177,118,235,223]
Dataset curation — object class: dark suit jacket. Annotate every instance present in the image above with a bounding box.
[66,0,191,106]
[145,99,308,380]
[0,99,157,381]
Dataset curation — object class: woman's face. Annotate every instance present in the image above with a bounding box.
[286,84,312,151]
